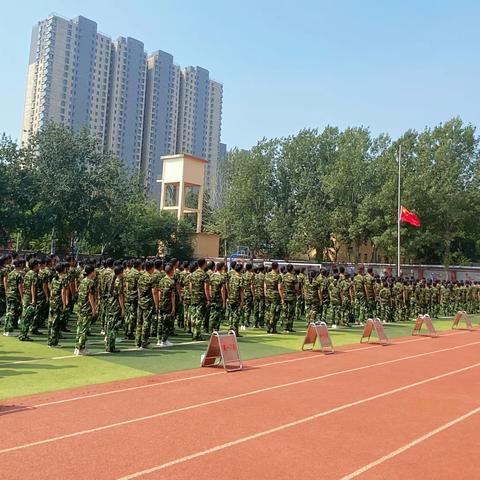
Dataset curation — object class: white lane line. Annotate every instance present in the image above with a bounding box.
[117,362,480,479]
[1,340,479,454]
[341,406,480,479]
[0,331,469,414]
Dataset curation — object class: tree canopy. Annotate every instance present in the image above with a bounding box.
[210,118,480,265]
[0,124,192,258]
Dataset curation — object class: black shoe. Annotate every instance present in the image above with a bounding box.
[289,329,296,333]
[107,349,121,353]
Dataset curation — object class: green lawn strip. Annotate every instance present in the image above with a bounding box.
[0,315,477,401]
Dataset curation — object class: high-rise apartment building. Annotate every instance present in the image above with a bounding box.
[22,15,111,145]
[22,14,223,202]
[176,67,223,196]
[104,37,146,171]
[142,50,180,202]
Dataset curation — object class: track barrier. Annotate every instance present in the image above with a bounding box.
[302,322,334,354]
[452,311,474,331]
[412,315,438,337]
[201,330,243,372]
[360,318,389,345]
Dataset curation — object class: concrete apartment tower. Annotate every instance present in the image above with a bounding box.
[22,14,224,201]
[104,37,147,171]
[176,66,223,201]
[22,15,111,146]
[141,51,181,203]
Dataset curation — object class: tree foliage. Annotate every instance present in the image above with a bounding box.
[0,124,192,258]
[210,118,480,265]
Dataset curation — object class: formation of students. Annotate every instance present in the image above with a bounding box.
[1,253,479,356]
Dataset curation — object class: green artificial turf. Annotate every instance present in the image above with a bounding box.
[0,314,477,401]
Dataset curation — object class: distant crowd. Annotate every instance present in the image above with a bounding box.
[1,253,478,355]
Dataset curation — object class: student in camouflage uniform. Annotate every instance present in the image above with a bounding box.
[295,268,306,321]
[378,281,393,322]
[3,259,24,336]
[182,263,195,333]
[253,266,265,328]
[328,274,342,328]
[241,263,255,329]
[18,259,41,341]
[316,270,330,322]
[124,259,141,339]
[353,268,366,324]
[281,264,298,332]
[339,273,353,326]
[189,258,210,341]
[151,259,165,337]
[392,277,405,321]
[34,257,50,333]
[264,262,283,334]
[227,263,244,335]
[136,261,156,349]
[48,263,69,347]
[304,271,320,324]
[75,264,97,355]
[177,261,190,329]
[171,258,183,331]
[105,265,124,352]
[364,268,376,319]
[156,264,176,347]
[98,258,114,335]
[0,256,8,322]
[209,262,227,332]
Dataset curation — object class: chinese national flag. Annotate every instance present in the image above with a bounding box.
[400,205,421,227]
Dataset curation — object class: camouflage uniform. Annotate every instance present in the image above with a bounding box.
[304,276,320,323]
[181,271,192,331]
[316,275,329,322]
[136,271,155,348]
[242,270,254,327]
[328,277,342,326]
[364,274,376,319]
[124,268,140,339]
[378,285,393,322]
[157,275,175,343]
[48,273,68,346]
[227,270,243,334]
[253,271,265,328]
[99,267,114,333]
[264,270,282,333]
[392,281,405,321]
[189,268,209,340]
[105,276,123,352]
[0,265,8,321]
[339,276,353,325]
[281,272,297,331]
[35,267,50,330]
[353,273,366,323]
[295,271,306,320]
[151,269,165,337]
[75,276,96,351]
[4,269,23,333]
[19,269,41,340]
[209,272,226,332]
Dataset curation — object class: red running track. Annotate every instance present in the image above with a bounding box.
[0,330,479,480]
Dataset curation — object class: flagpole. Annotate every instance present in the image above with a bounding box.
[397,145,402,277]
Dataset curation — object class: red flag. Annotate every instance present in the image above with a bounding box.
[400,205,421,227]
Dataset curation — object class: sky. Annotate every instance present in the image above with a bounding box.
[0,0,478,149]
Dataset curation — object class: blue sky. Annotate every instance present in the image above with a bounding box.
[1,0,478,149]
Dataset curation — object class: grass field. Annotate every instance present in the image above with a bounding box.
[1,314,477,401]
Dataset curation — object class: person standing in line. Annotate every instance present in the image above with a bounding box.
[189,258,211,341]
[74,264,97,355]
[264,262,283,334]
[136,261,157,349]
[3,259,24,336]
[156,264,176,347]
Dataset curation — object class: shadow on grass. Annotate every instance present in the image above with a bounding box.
[0,362,75,379]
